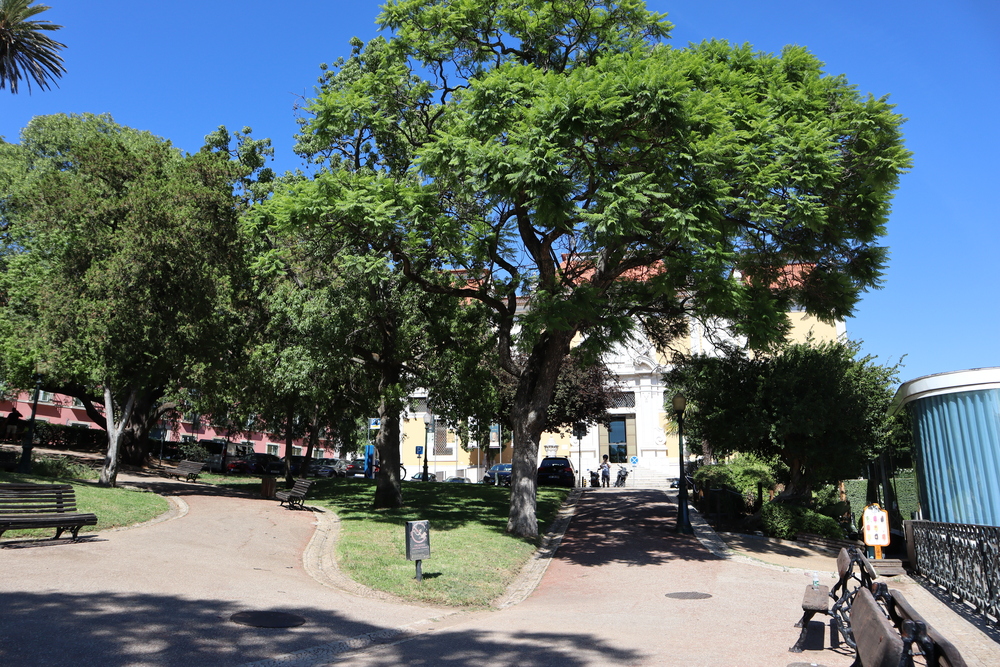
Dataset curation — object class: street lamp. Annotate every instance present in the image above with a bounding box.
[422,412,432,482]
[672,393,693,534]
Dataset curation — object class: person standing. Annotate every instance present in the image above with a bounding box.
[600,454,611,488]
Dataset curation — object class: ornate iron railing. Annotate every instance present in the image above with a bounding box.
[910,520,1000,624]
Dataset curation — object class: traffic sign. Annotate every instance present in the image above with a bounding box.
[416,445,424,457]
[369,418,381,430]
[629,456,639,466]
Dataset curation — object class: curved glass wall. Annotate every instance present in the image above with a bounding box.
[895,368,1000,526]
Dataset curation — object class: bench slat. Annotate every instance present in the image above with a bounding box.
[0,483,97,541]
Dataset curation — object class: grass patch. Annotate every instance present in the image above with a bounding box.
[0,471,169,539]
[207,475,570,608]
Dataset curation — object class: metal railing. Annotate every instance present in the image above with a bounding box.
[908,520,1000,625]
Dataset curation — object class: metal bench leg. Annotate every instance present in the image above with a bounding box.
[790,611,817,653]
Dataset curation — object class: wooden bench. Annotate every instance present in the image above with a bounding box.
[851,586,905,667]
[163,460,205,482]
[790,546,878,652]
[0,483,98,541]
[276,479,313,510]
[872,582,968,667]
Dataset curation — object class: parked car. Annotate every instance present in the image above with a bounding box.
[315,458,347,478]
[248,453,283,475]
[482,463,512,486]
[345,458,379,477]
[225,457,253,474]
[280,456,314,476]
[411,472,437,482]
[444,476,471,483]
[537,456,576,487]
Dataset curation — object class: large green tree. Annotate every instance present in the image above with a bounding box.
[0,0,65,94]
[273,0,911,537]
[0,114,263,485]
[664,340,904,499]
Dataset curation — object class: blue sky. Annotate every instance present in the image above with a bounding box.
[3,1,997,385]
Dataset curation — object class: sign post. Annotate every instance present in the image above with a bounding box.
[405,520,431,581]
[862,503,890,559]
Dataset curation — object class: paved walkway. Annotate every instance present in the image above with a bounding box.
[1,478,997,666]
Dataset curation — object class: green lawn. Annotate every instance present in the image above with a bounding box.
[213,475,570,607]
[0,471,170,539]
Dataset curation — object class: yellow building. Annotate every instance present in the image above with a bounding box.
[396,307,844,484]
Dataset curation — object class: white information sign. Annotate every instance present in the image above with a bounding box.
[862,504,890,547]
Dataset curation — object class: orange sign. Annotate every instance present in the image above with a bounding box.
[862,504,890,547]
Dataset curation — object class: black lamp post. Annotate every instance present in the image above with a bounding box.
[422,412,432,482]
[672,393,693,534]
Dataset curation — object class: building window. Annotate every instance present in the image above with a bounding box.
[266,444,279,456]
[434,422,452,456]
[292,446,302,457]
[612,392,636,409]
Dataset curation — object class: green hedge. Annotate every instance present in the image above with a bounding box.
[761,501,844,540]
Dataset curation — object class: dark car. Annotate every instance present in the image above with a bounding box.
[315,458,347,478]
[281,456,314,476]
[248,453,283,475]
[411,472,437,482]
[345,458,379,477]
[225,457,253,474]
[537,457,575,487]
[482,463,512,486]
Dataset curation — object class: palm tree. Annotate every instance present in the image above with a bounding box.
[0,0,65,94]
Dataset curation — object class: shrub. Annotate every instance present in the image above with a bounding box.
[31,455,98,480]
[178,441,209,462]
[761,501,844,540]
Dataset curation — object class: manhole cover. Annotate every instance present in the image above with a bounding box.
[664,591,712,599]
[230,611,306,628]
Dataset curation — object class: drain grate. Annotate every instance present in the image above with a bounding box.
[230,611,306,628]
[664,591,712,599]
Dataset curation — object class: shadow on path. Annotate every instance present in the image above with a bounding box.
[0,591,386,667]
[555,490,722,567]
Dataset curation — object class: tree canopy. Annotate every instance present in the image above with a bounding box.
[268,0,911,537]
[664,340,904,498]
[0,113,264,485]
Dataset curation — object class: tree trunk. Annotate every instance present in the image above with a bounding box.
[283,401,295,486]
[373,361,404,509]
[99,384,138,487]
[506,332,573,538]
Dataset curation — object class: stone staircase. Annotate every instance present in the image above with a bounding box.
[620,466,676,490]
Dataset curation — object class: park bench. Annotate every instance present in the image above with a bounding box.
[276,478,313,510]
[871,582,968,667]
[790,546,878,652]
[163,460,205,482]
[0,483,98,541]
